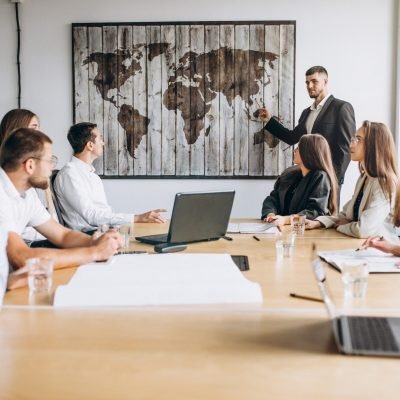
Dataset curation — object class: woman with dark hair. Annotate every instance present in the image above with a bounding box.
[0,109,39,145]
[261,134,338,226]
[307,121,400,238]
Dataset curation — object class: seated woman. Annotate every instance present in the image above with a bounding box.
[261,134,337,226]
[307,121,400,238]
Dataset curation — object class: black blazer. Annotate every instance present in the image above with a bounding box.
[261,166,332,220]
[264,96,355,184]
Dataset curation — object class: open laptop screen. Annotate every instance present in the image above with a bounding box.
[135,190,235,245]
[167,190,235,243]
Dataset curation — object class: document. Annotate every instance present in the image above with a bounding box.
[227,222,280,234]
[318,248,400,273]
[53,253,262,307]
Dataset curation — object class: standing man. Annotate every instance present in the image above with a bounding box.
[0,128,122,283]
[260,66,356,186]
[54,122,166,232]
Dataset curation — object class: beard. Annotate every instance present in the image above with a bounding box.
[308,88,323,99]
[28,176,49,190]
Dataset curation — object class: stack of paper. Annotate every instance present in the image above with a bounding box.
[53,253,262,307]
[318,248,400,273]
[227,222,279,234]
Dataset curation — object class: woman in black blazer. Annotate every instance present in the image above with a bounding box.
[261,134,338,226]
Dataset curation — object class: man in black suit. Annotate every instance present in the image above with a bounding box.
[259,66,355,185]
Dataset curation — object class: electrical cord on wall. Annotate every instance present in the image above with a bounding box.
[15,3,22,109]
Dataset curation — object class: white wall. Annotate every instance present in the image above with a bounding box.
[0,0,397,217]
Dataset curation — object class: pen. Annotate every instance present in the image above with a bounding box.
[253,235,260,241]
[222,236,233,241]
[356,236,384,251]
[289,292,324,303]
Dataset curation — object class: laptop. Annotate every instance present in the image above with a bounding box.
[135,190,235,245]
[312,259,400,357]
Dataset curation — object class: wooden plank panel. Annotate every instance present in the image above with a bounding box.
[132,26,147,175]
[219,25,234,176]
[161,25,176,176]
[234,25,249,176]
[73,27,89,123]
[117,25,133,176]
[175,25,190,176]
[146,25,162,175]
[279,24,295,172]
[204,25,220,176]
[263,25,280,176]
[189,25,205,175]
[87,26,104,175]
[73,22,295,178]
[102,26,118,176]
[248,24,264,176]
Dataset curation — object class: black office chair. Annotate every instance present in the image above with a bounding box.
[49,169,67,227]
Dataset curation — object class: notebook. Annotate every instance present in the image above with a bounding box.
[135,190,235,245]
[227,222,280,234]
[313,259,400,357]
[318,248,400,273]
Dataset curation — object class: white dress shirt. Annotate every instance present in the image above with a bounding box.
[305,94,331,134]
[54,157,134,231]
[0,168,51,235]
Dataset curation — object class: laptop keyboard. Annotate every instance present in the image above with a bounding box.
[347,316,399,352]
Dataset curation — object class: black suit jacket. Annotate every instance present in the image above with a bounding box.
[261,166,332,220]
[264,96,355,184]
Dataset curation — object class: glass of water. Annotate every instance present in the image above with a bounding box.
[26,257,54,293]
[341,260,369,299]
[117,225,131,254]
[290,214,306,235]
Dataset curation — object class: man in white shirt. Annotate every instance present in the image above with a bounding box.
[54,122,166,232]
[0,128,122,280]
[259,66,356,186]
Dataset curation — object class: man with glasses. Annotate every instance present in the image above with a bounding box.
[0,128,122,289]
[258,66,356,188]
[54,122,166,234]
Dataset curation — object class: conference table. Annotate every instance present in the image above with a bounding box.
[1,221,400,399]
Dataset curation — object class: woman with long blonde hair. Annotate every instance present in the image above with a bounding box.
[307,121,400,238]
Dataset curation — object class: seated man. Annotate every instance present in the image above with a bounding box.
[0,128,122,289]
[54,122,166,232]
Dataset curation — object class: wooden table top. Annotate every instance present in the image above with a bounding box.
[1,221,400,399]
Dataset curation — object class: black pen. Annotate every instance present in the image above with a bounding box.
[253,235,260,241]
[289,293,323,303]
[223,236,233,241]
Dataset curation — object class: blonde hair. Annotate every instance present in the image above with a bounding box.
[362,120,400,226]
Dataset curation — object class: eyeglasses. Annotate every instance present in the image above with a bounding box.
[350,136,364,144]
[23,155,58,168]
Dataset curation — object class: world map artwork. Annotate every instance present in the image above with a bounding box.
[73,22,295,177]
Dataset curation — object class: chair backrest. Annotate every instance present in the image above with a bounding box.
[49,170,67,227]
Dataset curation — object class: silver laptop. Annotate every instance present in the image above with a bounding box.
[135,190,235,245]
[313,259,400,357]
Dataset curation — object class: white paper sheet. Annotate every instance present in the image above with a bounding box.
[54,254,262,307]
[318,248,400,273]
[227,222,280,234]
